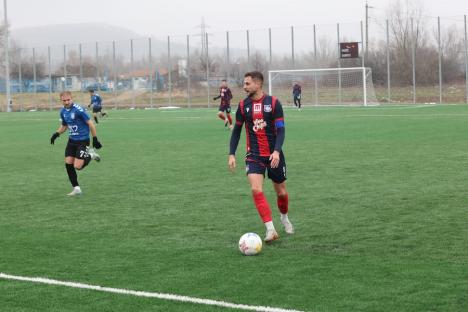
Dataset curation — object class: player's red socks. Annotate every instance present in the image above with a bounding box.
[277,193,289,214]
[218,113,226,121]
[227,114,233,125]
[252,191,272,223]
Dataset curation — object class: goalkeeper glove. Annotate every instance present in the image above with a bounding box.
[92,136,103,149]
[50,132,60,145]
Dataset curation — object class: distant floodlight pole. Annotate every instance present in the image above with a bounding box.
[4,0,11,112]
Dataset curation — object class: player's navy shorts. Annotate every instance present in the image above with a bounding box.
[218,104,231,113]
[245,152,287,183]
[92,106,102,113]
[65,138,90,159]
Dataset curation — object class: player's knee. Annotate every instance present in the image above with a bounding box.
[74,164,83,170]
[277,191,288,198]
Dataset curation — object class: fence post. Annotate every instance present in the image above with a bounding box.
[291,26,295,69]
[438,16,442,104]
[112,41,116,109]
[464,15,468,104]
[206,33,210,108]
[131,39,135,108]
[149,37,153,108]
[95,42,99,92]
[48,46,52,110]
[313,24,318,106]
[168,36,172,106]
[246,30,250,66]
[269,28,272,65]
[187,35,191,108]
[386,19,391,103]
[411,18,416,104]
[337,23,342,104]
[63,45,67,91]
[33,47,37,110]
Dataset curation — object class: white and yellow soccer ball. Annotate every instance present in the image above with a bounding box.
[238,233,263,256]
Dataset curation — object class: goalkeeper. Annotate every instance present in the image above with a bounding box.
[292,82,302,109]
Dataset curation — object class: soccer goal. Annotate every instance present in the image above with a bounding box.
[268,67,378,106]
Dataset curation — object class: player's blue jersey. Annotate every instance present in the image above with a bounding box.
[90,94,102,108]
[60,103,91,141]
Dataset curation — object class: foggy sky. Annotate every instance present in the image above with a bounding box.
[4,0,468,36]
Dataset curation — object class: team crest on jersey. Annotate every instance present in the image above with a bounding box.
[253,119,267,132]
[264,104,272,112]
[254,103,262,112]
[70,113,75,119]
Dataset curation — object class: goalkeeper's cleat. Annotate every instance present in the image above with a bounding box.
[67,186,82,196]
[264,229,279,243]
[280,215,295,234]
[87,147,101,162]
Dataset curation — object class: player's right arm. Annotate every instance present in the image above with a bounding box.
[228,103,245,172]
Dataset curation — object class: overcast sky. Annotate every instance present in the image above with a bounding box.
[4,0,468,36]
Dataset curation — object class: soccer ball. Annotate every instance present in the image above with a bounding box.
[238,233,262,256]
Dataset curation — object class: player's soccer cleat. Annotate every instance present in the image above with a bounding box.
[229,124,234,130]
[67,186,82,196]
[281,216,295,234]
[87,147,101,162]
[264,229,279,243]
[224,120,229,127]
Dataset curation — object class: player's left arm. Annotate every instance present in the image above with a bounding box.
[86,120,103,149]
[270,100,285,168]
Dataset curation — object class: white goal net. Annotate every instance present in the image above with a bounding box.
[268,67,378,106]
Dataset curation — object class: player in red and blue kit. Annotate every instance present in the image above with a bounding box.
[228,71,294,242]
[213,79,233,130]
[50,91,103,196]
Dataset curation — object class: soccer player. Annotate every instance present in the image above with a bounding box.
[88,89,107,124]
[292,82,302,109]
[50,91,103,196]
[213,79,233,130]
[228,71,294,243]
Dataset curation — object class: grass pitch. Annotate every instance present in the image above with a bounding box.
[1,105,468,311]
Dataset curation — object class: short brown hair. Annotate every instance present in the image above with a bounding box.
[244,71,264,84]
[60,91,72,98]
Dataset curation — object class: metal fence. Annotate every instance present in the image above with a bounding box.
[1,14,467,111]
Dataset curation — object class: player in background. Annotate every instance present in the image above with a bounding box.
[213,79,233,130]
[88,89,107,124]
[228,71,294,243]
[50,91,103,196]
[292,82,302,109]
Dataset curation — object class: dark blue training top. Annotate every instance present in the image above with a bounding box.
[60,103,91,141]
[90,93,102,108]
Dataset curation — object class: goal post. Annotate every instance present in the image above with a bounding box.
[268,67,378,106]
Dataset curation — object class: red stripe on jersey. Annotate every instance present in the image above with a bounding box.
[245,123,251,153]
[253,98,271,156]
[271,96,277,113]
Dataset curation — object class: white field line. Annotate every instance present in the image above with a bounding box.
[343,114,468,118]
[0,273,305,312]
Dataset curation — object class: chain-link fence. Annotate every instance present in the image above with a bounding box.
[1,14,467,111]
